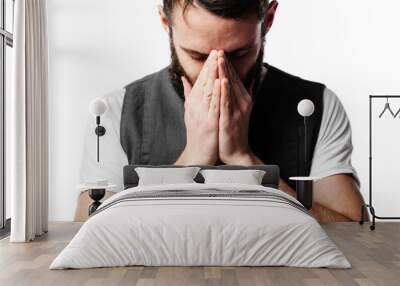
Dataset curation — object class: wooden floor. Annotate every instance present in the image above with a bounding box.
[0,222,399,286]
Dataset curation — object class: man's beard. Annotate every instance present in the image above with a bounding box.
[168,29,266,100]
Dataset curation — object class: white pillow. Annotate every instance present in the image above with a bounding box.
[135,167,201,186]
[200,169,266,185]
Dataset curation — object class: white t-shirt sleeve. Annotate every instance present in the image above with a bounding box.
[309,87,360,187]
[79,88,128,193]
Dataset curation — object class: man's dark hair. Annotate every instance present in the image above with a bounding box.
[163,0,270,23]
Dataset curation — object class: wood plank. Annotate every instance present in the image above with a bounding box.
[0,222,399,286]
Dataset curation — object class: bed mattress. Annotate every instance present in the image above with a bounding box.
[50,183,350,269]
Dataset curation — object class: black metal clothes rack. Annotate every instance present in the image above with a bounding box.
[360,95,400,230]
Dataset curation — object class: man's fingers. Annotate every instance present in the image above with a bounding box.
[222,58,242,106]
[204,55,218,99]
[224,54,237,82]
[220,78,233,122]
[196,50,218,89]
[218,52,243,107]
[181,76,193,99]
[218,51,228,80]
[225,57,252,104]
[209,79,221,117]
[248,78,255,98]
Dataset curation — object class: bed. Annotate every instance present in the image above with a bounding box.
[50,165,350,269]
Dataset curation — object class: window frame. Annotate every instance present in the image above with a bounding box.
[0,0,14,233]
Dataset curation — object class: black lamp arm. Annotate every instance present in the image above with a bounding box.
[94,116,106,162]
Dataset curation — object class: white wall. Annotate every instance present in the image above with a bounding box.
[48,0,400,221]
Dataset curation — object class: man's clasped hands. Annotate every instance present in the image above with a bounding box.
[176,50,261,166]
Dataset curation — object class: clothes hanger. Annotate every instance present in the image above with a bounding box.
[379,97,396,118]
[394,104,400,118]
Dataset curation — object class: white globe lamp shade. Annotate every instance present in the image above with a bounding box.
[297,99,315,117]
[89,98,108,117]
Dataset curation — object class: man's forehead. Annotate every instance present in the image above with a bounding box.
[171,1,260,54]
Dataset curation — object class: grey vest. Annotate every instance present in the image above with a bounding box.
[120,63,324,189]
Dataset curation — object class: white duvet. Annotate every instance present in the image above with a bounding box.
[50,183,351,269]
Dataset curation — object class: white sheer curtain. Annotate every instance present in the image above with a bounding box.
[9,0,49,242]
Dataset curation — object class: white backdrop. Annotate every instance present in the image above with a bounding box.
[47,0,400,221]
